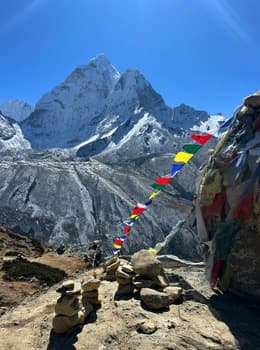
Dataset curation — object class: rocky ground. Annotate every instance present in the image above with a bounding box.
[0,261,259,350]
[0,225,85,314]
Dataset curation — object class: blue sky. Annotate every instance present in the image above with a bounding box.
[1,0,260,116]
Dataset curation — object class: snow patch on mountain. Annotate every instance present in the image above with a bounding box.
[0,114,31,152]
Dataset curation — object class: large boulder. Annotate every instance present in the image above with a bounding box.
[131,250,162,277]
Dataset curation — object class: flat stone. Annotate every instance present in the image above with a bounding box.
[56,280,81,296]
[106,260,120,272]
[52,311,85,334]
[140,288,169,310]
[121,264,135,275]
[136,320,158,334]
[115,265,132,279]
[103,257,119,272]
[164,286,182,304]
[131,250,162,277]
[82,277,101,292]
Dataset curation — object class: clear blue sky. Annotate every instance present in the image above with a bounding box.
[1,0,260,116]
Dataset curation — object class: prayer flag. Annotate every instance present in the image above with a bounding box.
[191,133,213,145]
[132,207,145,215]
[149,191,161,199]
[151,183,165,191]
[124,226,132,234]
[183,144,202,154]
[156,177,172,185]
[170,163,184,176]
[113,243,122,249]
[174,151,193,163]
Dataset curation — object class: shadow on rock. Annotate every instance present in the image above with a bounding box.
[208,292,260,350]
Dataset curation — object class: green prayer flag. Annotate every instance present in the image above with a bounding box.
[183,144,202,154]
[151,183,165,191]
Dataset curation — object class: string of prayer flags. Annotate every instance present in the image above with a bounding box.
[173,151,193,163]
[112,130,221,254]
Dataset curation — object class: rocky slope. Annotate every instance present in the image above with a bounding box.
[0,155,201,255]
[0,264,259,350]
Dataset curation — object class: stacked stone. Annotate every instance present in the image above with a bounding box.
[115,261,135,296]
[81,276,101,309]
[100,256,120,281]
[131,250,182,310]
[52,280,85,334]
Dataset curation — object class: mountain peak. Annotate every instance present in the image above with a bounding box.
[0,99,34,122]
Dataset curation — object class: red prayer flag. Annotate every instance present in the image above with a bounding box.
[234,189,253,220]
[191,133,213,145]
[114,238,124,245]
[156,177,172,185]
[132,207,145,215]
[124,226,132,234]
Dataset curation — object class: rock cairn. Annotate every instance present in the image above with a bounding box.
[114,250,183,310]
[115,260,135,296]
[81,276,101,309]
[100,256,120,281]
[52,280,85,334]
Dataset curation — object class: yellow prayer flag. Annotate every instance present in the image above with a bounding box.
[173,151,193,163]
[148,190,161,199]
[128,214,139,219]
[113,243,122,249]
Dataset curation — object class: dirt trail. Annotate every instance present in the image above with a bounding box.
[0,266,259,350]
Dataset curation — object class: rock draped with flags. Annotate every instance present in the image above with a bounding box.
[112,130,214,254]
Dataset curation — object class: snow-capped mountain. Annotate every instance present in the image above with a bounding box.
[0,100,34,122]
[0,54,226,256]
[21,55,222,156]
[0,113,31,152]
[21,55,120,148]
